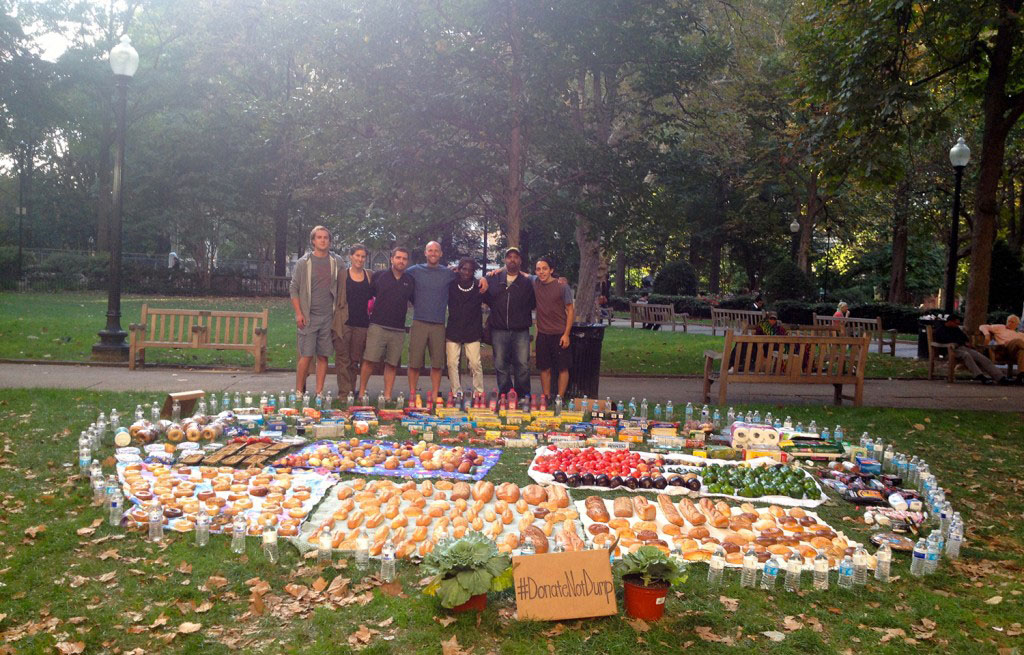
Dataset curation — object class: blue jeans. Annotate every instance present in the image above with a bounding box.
[491,328,531,397]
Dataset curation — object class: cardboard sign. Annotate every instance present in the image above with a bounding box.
[160,390,205,419]
[512,549,617,621]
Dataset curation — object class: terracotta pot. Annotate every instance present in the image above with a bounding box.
[622,575,669,621]
[451,593,487,613]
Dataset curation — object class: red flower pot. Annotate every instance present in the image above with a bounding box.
[622,575,669,621]
[451,593,487,613]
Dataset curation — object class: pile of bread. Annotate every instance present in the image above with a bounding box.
[305,478,586,558]
[581,494,856,567]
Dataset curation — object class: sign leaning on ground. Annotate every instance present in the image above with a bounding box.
[511,549,617,621]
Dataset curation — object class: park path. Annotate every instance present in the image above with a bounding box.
[1,362,1020,412]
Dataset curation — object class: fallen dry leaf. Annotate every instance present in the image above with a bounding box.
[761,631,786,642]
[150,613,169,629]
[626,617,650,633]
[985,595,1003,605]
[441,634,470,655]
[434,616,456,627]
[178,622,202,634]
[195,601,213,614]
[694,626,732,644]
[312,577,328,592]
[877,627,906,643]
[719,596,739,612]
[97,549,119,561]
[913,423,925,431]
[76,526,97,537]
[24,524,46,538]
[348,624,379,649]
[205,575,228,589]
[380,581,404,597]
[54,642,85,654]
[782,616,803,631]
[96,571,117,583]
[177,562,193,575]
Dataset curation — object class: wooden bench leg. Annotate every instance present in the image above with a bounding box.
[717,375,728,407]
[702,358,714,404]
[833,384,842,406]
[854,379,864,407]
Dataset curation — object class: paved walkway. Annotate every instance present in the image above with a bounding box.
[607,318,921,358]
[1,362,1019,412]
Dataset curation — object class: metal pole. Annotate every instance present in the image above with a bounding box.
[944,165,964,314]
[16,144,25,280]
[481,213,488,274]
[93,75,130,361]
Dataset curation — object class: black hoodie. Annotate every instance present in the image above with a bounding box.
[484,272,536,331]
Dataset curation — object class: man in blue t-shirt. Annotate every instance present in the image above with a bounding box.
[405,241,487,402]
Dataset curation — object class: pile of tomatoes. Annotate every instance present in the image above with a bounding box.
[532,446,662,478]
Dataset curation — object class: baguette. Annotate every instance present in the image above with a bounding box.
[632,496,657,521]
[547,485,569,508]
[699,498,729,528]
[676,498,707,526]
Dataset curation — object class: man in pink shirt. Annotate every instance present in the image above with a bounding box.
[979,315,1024,382]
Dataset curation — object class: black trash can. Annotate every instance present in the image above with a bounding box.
[566,323,606,399]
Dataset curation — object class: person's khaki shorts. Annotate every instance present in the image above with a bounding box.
[363,324,405,367]
[408,320,446,369]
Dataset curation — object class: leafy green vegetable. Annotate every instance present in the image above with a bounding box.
[421,532,512,608]
[614,546,687,588]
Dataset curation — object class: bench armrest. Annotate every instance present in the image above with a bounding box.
[929,341,958,348]
[253,327,268,336]
[704,350,723,360]
[191,325,208,334]
[884,328,897,334]
[128,323,146,332]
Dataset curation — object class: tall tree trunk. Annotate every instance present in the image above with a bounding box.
[887,182,910,303]
[574,218,602,323]
[615,253,626,296]
[964,0,1024,332]
[797,171,822,274]
[708,236,723,294]
[502,0,525,248]
[1006,169,1021,255]
[273,192,290,276]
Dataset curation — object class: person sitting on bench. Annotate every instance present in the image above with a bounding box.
[979,314,1024,384]
[934,313,1013,385]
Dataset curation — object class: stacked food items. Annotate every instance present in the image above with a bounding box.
[303,478,585,558]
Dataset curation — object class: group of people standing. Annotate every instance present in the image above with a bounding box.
[289,226,575,405]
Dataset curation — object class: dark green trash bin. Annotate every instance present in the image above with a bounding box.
[566,323,606,399]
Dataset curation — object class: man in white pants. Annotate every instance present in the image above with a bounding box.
[445,258,485,394]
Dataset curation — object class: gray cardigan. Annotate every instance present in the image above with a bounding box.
[289,251,342,321]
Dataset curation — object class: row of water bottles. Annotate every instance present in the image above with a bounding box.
[707,543,894,592]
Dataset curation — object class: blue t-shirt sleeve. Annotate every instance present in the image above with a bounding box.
[562,284,574,305]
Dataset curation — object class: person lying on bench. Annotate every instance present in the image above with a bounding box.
[934,313,1013,385]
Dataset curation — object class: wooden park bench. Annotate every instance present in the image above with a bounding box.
[813,314,897,356]
[711,308,765,336]
[703,329,869,406]
[129,304,269,372]
[926,325,1016,382]
[629,302,688,332]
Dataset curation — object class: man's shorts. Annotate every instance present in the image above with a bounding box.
[535,332,570,372]
[363,324,406,367]
[408,320,446,369]
[297,313,334,358]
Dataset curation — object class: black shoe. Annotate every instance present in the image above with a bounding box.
[978,376,994,385]
[997,376,1012,386]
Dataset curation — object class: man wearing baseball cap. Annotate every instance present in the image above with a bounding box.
[483,247,536,397]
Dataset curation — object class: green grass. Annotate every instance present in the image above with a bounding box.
[0,291,957,380]
[1,389,1022,653]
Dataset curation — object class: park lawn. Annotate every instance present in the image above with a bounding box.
[1,389,1022,654]
[0,291,942,379]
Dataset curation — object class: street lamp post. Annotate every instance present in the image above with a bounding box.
[16,141,28,281]
[789,217,800,260]
[92,35,139,362]
[944,137,971,314]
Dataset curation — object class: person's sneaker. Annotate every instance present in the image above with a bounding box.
[997,376,1012,386]
[976,375,994,385]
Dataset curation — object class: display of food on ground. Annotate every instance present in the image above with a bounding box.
[272,439,502,481]
[529,446,827,507]
[116,462,335,536]
[178,438,290,468]
[576,494,862,568]
[300,478,584,558]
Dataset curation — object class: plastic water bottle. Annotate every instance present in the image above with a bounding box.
[820,425,830,442]
[764,412,773,426]
[907,456,919,486]
[795,420,804,433]
[151,404,161,422]
[288,389,297,407]
[232,391,241,408]
[231,515,247,554]
[104,474,118,510]
[702,404,711,423]
[519,538,536,557]
[355,530,369,569]
[760,555,781,590]
[837,555,855,589]
[628,397,637,417]
[685,402,694,422]
[554,396,563,416]
[222,394,231,412]
[808,419,817,434]
[640,398,649,420]
[361,392,370,407]
[567,397,576,412]
[301,391,310,409]
[924,533,941,574]
[195,512,210,547]
[148,504,164,542]
[946,522,963,559]
[314,393,323,411]
[134,404,145,421]
[317,532,332,565]
[834,425,844,443]
[874,543,892,583]
[741,546,758,588]
[707,546,725,589]
[773,416,783,429]
[262,525,279,563]
[712,408,722,430]
[813,551,830,590]
[377,392,386,409]
[852,546,869,585]
[783,415,793,429]
[91,474,106,504]
[79,444,92,475]
[394,392,403,410]
[726,407,735,424]
[380,539,396,582]
[171,400,181,422]
[665,401,674,421]
[785,552,803,592]
[277,392,286,410]
[751,409,761,424]
[346,391,355,408]
[653,403,662,420]
[108,488,123,527]
[883,445,894,471]
[910,538,927,576]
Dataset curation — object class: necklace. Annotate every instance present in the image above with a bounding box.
[457,281,475,292]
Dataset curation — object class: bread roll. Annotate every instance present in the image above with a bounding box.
[522,485,547,506]
[585,496,610,523]
[613,497,633,518]
[521,525,549,554]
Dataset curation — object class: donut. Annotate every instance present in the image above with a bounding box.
[288,508,307,519]
[292,490,311,501]
[258,513,278,526]
[197,490,215,502]
[282,498,301,509]
[234,498,253,510]
[172,519,194,532]
[249,486,269,497]
[134,491,154,502]
[278,524,298,537]
[163,507,183,519]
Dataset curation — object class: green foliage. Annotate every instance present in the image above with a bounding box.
[652,261,698,296]
[762,261,816,302]
[34,251,109,277]
[420,532,512,608]
[987,240,1024,313]
[716,294,758,311]
[614,546,687,588]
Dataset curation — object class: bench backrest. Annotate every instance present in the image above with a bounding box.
[137,305,268,347]
[712,308,765,327]
[630,303,674,321]
[745,324,840,337]
[813,314,883,338]
[721,329,869,381]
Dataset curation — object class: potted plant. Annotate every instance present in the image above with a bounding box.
[614,546,687,621]
[421,532,513,612]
